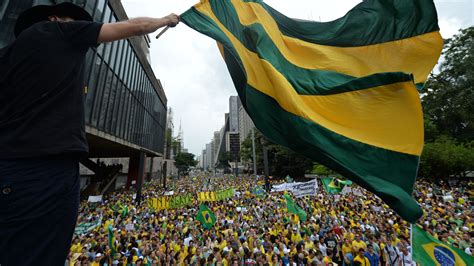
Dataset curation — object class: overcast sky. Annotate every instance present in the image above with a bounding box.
[121,0,473,156]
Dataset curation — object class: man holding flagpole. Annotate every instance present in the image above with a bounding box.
[0,3,178,265]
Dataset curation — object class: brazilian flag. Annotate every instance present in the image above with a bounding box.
[253,186,265,198]
[181,0,443,223]
[196,204,216,230]
[284,194,307,222]
[321,177,352,194]
[412,226,473,265]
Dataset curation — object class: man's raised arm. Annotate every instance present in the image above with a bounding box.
[98,13,179,43]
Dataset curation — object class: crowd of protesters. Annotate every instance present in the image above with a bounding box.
[67,174,473,265]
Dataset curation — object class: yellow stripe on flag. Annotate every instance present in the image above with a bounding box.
[229,0,442,84]
[195,2,423,155]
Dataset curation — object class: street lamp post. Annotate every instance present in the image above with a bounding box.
[251,127,257,175]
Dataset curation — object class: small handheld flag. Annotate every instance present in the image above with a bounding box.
[284,194,307,222]
[196,204,216,230]
[108,225,117,259]
[412,226,473,265]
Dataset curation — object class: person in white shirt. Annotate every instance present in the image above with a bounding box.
[400,246,415,266]
[465,246,472,256]
[318,238,328,256]
[184,233,193,246]
[384,242,402,266]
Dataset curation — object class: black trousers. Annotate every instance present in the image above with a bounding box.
[0,156,80,266]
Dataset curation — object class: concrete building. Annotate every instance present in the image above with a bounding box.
[202,149,207,170]
[229,96,241,132]
[1,0,169,196]
[226,132,240,161]
[238,105,254,144]
[206,142,213,170]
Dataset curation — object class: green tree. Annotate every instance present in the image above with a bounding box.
[419,136,474,179]
[240,128,313,178]
[269,145,313,179]
[310,164,335,176]
[174,152,197,176]
[421,27,474,141]
[240,130,264,173]
[217,151,232,169]
[418,27,474,179]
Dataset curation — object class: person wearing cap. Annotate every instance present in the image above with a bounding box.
[0,3,178,265]
[91,253,102,266]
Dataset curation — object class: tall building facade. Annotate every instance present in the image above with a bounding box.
[0,0,168,156]
[238,105,254,144]
[226,132,240,162]
[229,96,241,132]
[206,142,213,170]
[2,0,172,193]
[202,149,207,170]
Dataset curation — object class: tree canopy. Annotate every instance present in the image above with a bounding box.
[418,26,473,179]
[240,129,313,178]
[421,27,473,141]
[174,152,197,176]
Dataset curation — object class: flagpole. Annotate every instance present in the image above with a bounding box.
[251,127,257,175]
[155,12,184,40]
[155,26,170,39]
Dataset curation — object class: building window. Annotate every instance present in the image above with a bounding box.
[93,0,105,22]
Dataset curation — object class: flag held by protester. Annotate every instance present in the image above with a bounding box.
[412,226,474,265]
[284,194,307,222]
[321,177,352,194]
[108,225,117,259]
[196,204,216,230]
[181,0,443,223]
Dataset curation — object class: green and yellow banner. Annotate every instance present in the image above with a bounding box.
[147,188,235,210]
[147,194,194,211]
[181,0,443,222]
[197,188,235,202]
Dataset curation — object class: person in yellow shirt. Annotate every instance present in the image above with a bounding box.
[344,231,355,241]
[353,248,370,266]
[352,234,367,253]
[341,238,353,264]
[290,228,302,243]
[304,236,315,251]
[70,238,82,254]
[323,250,333,265]
[222,250,230,266]
[390,235,400,247]
[90,253,103,266]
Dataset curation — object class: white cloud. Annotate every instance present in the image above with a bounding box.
[121,0,472,155]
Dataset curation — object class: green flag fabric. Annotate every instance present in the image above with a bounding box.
[284,194,307,222]
[196,204,216,230]
[121,205,128,218]
[181,0,443,223]
[321,177,352,194]
[108,225,117,259]
[412,226,473,265]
